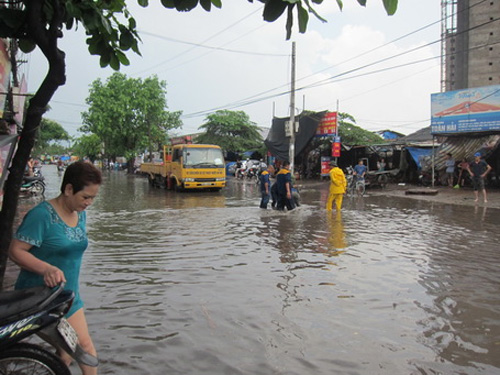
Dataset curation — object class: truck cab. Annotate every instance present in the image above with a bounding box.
[167,144,226,190]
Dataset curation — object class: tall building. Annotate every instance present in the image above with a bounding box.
[442,0,500,91]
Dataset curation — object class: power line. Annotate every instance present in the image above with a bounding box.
[136,31,287,57]
[181,17,500,120]
[131,6,267,76]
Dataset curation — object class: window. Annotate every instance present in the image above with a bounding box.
[172,149,181,162]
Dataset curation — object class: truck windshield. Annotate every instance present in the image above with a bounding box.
[184,148,224,168]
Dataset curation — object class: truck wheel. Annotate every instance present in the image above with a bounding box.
[172,180,181,192]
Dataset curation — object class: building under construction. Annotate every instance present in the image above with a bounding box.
[442,0,500,91]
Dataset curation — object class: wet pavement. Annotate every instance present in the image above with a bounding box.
[4,165,500,375]
[367,183,500,209]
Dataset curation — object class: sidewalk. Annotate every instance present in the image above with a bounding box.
[296,179,500,209]
[361,183,500,209]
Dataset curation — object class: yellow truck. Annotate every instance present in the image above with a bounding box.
[140,144,226,191]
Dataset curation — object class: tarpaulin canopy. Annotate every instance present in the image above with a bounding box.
[264,111,326,161]
[406,147,432,169]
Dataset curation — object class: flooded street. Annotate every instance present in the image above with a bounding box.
[10,165,500,374]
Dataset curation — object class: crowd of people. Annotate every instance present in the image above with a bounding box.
[258,160,298,211]
[442,152,492,203]
[6,149,496,375]
[258,151,494,211]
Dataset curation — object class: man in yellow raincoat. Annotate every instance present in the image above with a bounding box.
[326,160,347,211]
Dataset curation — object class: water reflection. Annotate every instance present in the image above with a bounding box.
[7,166,500,374]
[326,211,347,253]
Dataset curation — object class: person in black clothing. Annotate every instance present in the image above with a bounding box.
[276,161,295,211]
[259,165,271,209]
[466,152,492,203]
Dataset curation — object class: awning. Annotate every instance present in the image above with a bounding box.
[265,111,326,161]
[406,147,432,169]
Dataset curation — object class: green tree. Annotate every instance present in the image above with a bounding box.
[338,112,383,145]
[32,118,70,156]
[72,134,102,163]
[80,73,182,172]
[196,110,263,153]
[0,0,398,286]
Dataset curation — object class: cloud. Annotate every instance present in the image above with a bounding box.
[23,1,441,138]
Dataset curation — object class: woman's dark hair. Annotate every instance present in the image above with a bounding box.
[61,161,102,194]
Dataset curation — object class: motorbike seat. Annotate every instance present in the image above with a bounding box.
[0,286,61,323]
[22,176,44,182]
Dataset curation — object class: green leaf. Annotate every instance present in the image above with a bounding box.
[174,0,199,12]
[65,1,82,18]
[119,29,135,50]
[297,3,309,34]
[304,0,327,23]
[131,39,141,55]
[160,0,176,9]
[18,39,36,53]
[116,50,130,66]
[138,0,149,7]
[285,4,293,40]
[336,0,343,11]
[383,0,398,15]
[99,13,113,35]
[200,0,211,11]
[263,0,288,22]
[100,51,111,68]
[109,53,120,70]
[128,17,137,29]
[357,0,367,6]
[211,0,222,8]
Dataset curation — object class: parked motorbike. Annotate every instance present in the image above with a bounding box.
[246,165,259,180]
[20,175,46,196]
[235,166,246,179]
[418,168,446,187]
[0,283,98,375]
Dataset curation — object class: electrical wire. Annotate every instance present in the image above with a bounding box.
[182,16,500,122]
[130,6,266,76]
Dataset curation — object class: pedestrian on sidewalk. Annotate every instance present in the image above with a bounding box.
[466,153,492,203]
[445,153,455,187]
[455,158,469,188]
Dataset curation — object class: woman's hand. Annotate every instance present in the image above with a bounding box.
[43,265,66,288]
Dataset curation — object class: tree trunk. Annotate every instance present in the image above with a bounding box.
[0,1,66,288]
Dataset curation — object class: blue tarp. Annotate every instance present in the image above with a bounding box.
[406,147,432,169]
[380,131,401,140]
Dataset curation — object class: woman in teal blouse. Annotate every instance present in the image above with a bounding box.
[10,161,102,375]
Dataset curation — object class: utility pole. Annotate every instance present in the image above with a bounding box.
[289,41,296,175]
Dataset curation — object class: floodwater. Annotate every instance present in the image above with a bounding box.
[11,165,500,375]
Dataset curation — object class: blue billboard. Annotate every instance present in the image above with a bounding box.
[431,85,500,135]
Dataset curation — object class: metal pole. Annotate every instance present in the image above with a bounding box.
[289,42,296,175]
[432,136,435,187]
[335,99,339,164]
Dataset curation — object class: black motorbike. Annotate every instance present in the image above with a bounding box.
[0,283,98,375]
[20,175,46,196]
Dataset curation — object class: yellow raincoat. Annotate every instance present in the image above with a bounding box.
[326,166,347,211]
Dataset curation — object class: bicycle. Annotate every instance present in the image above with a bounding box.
[346,173,365,196]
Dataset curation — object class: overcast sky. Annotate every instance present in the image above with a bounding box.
[21,0,442,138]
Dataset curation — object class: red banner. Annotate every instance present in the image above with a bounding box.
[316,112,337,137]
[331,136,341,157]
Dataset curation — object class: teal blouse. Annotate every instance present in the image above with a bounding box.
[14,201,88,317]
